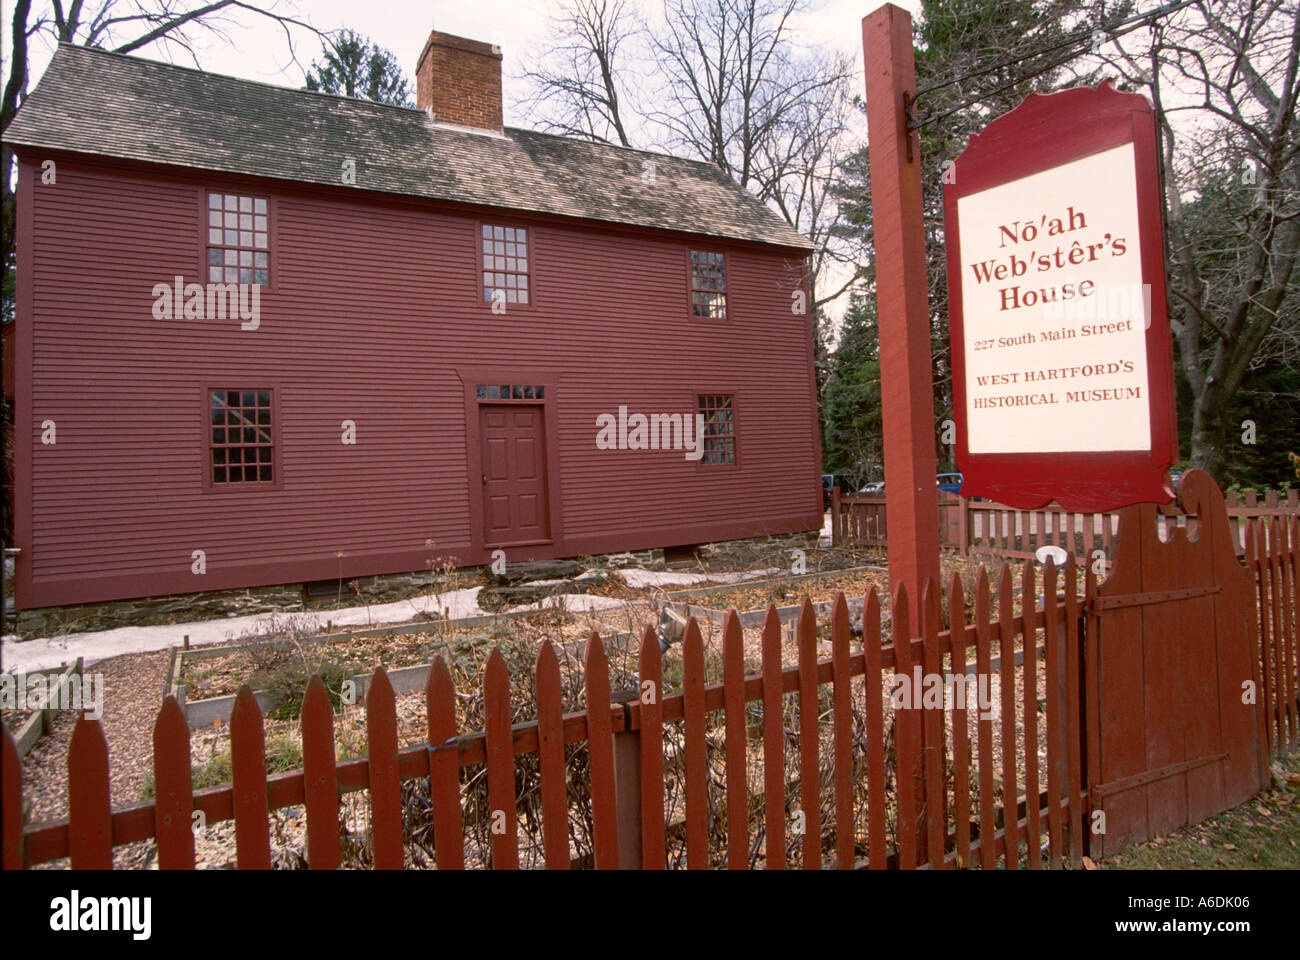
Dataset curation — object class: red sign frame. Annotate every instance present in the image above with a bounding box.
[944,81,1179,512]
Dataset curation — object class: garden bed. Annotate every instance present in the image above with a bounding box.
[169,604,646,726]
[661,565,892,629]
[2,659,84,758]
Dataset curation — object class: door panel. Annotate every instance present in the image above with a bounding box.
[479,404,550,546]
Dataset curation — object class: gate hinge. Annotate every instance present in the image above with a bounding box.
[1092,753,1227,802]
[1089,585,1222,612]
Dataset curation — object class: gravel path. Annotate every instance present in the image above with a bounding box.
[21,651,169,825]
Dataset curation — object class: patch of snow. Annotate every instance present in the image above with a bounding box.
[618,567,781,589]
[504,593,632,614]
[1,586,488,674]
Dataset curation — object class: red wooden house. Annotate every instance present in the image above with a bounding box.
[2,31,820,610]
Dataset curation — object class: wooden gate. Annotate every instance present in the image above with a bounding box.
[1086,469,1266,856]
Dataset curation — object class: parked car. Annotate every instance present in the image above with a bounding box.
[937,472,964,494]
[859,481,885,495]
[822,473,859,509]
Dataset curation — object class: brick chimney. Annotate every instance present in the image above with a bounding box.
[415,31,503,131]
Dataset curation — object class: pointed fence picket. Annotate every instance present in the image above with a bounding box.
[68,715,112,869]
[949,574,971,869]
[301,675,340,870]
[796,598,820,869]
[230,686,271,869]
[830,594,855,870]
[534,641,570,870]
[760,605,786,870]
[974,568,997,869]
[637,626,666,870]
[424,657,463,870]
[721,612,747,870]
[5,532,1296,871]
[483,648,518,870]
[365,668,403,870]
[152,696,195,869]
[681,620,709,869]
[863,588,887,870]
[583,634,619,870]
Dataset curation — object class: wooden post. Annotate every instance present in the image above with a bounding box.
[862,3,941,622]
[831,485,842,547]
[613,725,643,869]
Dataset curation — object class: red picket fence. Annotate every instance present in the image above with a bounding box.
[833,487,1300,566]
[1250,518,1299,759]
[3,511,1296,870]
[5,560,1091,870]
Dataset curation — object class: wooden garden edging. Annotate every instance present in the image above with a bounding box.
[10,658,83,758]
[171,627,639,728]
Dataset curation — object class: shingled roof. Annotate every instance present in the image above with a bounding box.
[3,43,812,251]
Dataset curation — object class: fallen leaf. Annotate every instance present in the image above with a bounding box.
[1224,843,1237,850]
[1082,855,1097,870]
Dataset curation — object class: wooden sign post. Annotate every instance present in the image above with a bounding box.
[862,3,941,623]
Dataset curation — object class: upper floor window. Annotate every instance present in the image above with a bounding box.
[690,250,727,319]
[207,192,269,285]
[699,394,736,464]
[209,389,274,485]
[482,225,530,305]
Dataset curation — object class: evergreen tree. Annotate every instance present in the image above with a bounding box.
[824,0,1098,472]
[304,30,413,106]
[823,292,883,480]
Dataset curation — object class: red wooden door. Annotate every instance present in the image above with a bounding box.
[479,404,549,546]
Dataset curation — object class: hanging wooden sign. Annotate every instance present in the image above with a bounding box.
[944,81,1179,512]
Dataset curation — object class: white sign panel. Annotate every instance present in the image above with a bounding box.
[956,143,1151,454]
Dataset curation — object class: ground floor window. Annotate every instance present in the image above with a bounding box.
[209,389,274,484]
[699,394,735,465]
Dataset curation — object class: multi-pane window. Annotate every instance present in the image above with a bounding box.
[209,390,274,485]
[482,225,530,305]
[699,394,735,465]
[690,250,727,319]
[475,384,546,400]
[207,192,269,285]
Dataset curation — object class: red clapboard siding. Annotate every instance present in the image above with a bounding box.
[13,155,821,608]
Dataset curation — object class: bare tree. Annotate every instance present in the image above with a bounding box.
[648,0,849,195]
[755,58,860,312]
[518,0,637,145]
[518,0,858,421]
[1102,0,1300,479]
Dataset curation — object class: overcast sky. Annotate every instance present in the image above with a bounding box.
[2,0,923,125]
